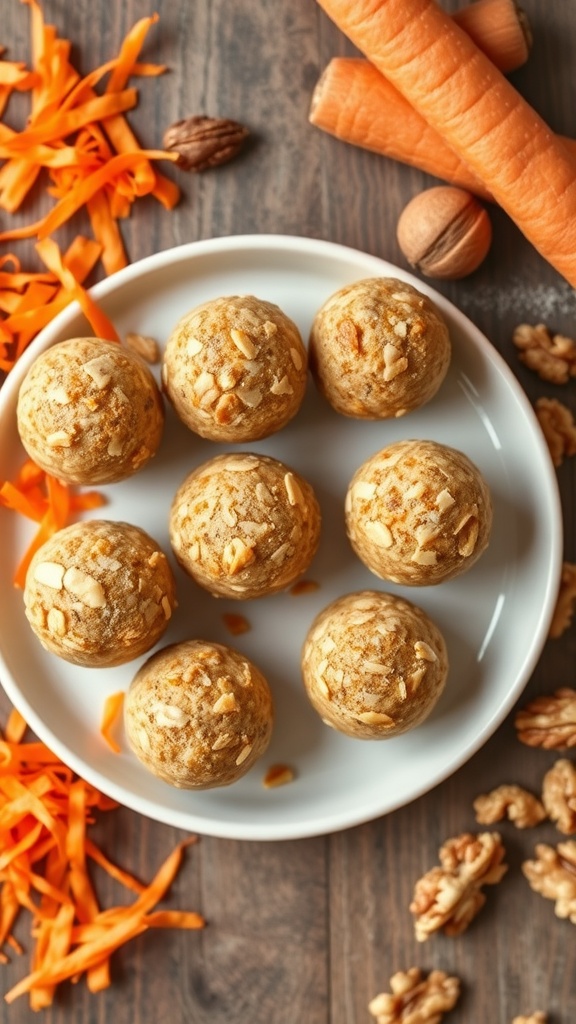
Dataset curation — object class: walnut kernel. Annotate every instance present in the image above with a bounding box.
[522,840,576,924]
[542,759,576,834]
[535,397,576,467]
[368,967,460,1024]
[515,687,576,749]
[513,323,576,383]
[409,832,507,941]
[163,115,249,172]
[473,784,546,829]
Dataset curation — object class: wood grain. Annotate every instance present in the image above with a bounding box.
[1,1,575,1021]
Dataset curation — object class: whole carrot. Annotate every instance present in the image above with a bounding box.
[315,0,576,288]
[310,59,491,199]
[310,59,576,201]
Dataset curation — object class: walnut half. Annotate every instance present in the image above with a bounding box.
[409,832,507,941]
[163,115,249,172]
[513,322,576,384]
[473,784,546,829]
[542,759,576,834]
[368,968,460,1024]
[535,397,576,467]
[522,840,576,924]
[515,687,576,749]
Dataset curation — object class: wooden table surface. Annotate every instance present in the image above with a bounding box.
[1,1,575,1021]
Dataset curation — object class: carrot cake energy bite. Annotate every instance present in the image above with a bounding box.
[162,294,308,442]
[169,452,321,599]
[124,640,274,788]
[345,439,492,586]
[309,277,451,419]
[23,520,177,667]
[301,590,449,739]
[17,337,164,485]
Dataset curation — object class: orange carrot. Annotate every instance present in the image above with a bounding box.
[0,49,38,117]
[0,237,103,372]
[100,693,125,755]
[4,710,27,745]
[0,90,139,154]
[309,0,535,194]
[310,59,576,201]
[311,59,490,199]
[0,458,106,588]
[4,839,203,1004]
[35,237,120,342]
[0,712,205,1007]
[0,1,180,290]
[315,0,576,288]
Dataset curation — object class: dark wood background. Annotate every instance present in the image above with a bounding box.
[1,1,575,1021]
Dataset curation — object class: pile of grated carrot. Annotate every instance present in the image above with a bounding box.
[0,0,180,583]
[0,0,180,374]
[0,3,207,1006]
[0,708,205,1009]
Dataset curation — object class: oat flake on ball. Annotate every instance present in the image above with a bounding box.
[162,294,308,442]
[124,640,274,788]
[301,590,449,739]
[309,277,451,419]
[17,337,164,485]
[169,452,321,600]
[24,520,177,668]
[345,439,493,586]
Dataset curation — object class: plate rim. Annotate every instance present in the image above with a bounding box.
[0,233,564,840]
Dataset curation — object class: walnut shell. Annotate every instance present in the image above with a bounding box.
[397,186,492,280]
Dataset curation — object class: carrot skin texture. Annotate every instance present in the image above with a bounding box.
[310,59,576,201]
[310,59,491,199]
[315,0,576,288]
[452,0,531,74]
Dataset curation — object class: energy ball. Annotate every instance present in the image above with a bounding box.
[169,453,321,599]
[124,640,274,788]
[301,590,449,739]
[23,520,177,668]
[309,277,451,419]
[17,337,164,485]
[345,439,493,586]
[162,294,308,442]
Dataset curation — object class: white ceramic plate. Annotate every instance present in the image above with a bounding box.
[0,235,563,841]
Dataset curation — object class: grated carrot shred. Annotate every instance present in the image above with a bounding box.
[35,237,120,342]
[0,457,106,588]
[0,712,205,1007]
[99,693,125,755]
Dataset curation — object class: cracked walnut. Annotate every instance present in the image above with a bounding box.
[368,968,460,1024]
[542,759,576,834]
[409,832,507,941]
[522,840,576,924]
[513,323,576,384]
[473,784,546,829]
[515,687,576,749]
